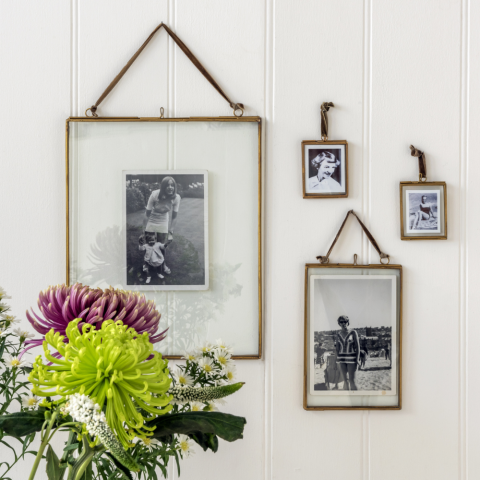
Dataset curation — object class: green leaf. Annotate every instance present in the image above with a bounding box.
[189,432,219,452]
[105,453,133,480]
[46,445,65,480]
[63,443,80,452]
[0,338,6,360]
[0,411,45,438]
[149,412,246,443]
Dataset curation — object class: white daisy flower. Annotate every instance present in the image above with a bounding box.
[215,338,233,353]
[214,397,227,407]
[177,434,195,458]
[22,395,39,409]
[181,350,198,362]
[204,402,218,412]
[137,437,161,452]
[172,366,194,387]
[2,315,21,326]
[6,355,27,369]
[214,348,233,370]
[197,341,213,354]
[0,287,11,299]
[189,401,204,412]
[0,327,9,337]
[197,357,216,377]
[13,328,35,341]
[225,365,237,383]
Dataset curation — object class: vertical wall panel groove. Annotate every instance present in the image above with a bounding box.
[459,0,469,478]
[362,1,372,477]
[264,0,274,478]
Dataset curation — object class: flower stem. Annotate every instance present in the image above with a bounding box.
[28,410,59,480]
[67,437,104,480]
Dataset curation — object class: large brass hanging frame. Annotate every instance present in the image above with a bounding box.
[65,115,263,360]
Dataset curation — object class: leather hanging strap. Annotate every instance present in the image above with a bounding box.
[320,102,334,140]
[86,22,244,117]
[410,145,427,181]
[316,210,390,264]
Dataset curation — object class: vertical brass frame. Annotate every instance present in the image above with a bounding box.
[399,181,447,240]
[65,115,263,360]
[303,263,403,410]
[302,140,349,199]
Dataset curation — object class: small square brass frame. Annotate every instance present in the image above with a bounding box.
[399,181,447,240]
[302,140,348,199]
[303,263,402,410]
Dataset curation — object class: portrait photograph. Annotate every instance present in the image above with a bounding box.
[406,190,440,233]
[302,141,348,198]
[123,170,208,290]
[308,275,397,396]
[400,182,447,240]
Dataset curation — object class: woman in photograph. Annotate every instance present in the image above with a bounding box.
[411,194,434,230]
[143,176,181,275]
[308,151,341,193]
[335,315,360,390]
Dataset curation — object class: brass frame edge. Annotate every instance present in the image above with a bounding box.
[303,263,403,411]
[399,181,447,240]
[301,139,349,199]
[65,116,263,360]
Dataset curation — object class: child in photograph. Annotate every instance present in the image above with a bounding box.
[138,233,165,284]
[308,151,341,192]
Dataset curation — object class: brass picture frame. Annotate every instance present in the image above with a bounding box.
[303,263,402,410]
[66,115,263,360]
[399,181,447,240]
[302,140,349,199]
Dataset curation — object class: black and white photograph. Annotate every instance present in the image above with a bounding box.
[406,190,441,233]
[309,275,397,396]
[123,170,208,290]
[302,142,347,197]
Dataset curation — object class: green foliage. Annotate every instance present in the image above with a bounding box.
[126,187,145,213]
[0,410,46,438]
[0,289,42,479]
[46,445,65,480]
[149,411,246,443]
[188,432,218,453]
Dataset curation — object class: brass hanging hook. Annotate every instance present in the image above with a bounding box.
[410,145,427,182]
[320,102,334,141]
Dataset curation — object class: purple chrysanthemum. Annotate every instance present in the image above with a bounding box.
[22,283,167,357]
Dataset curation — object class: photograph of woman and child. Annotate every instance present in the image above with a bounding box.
[124,171,208,290]
[309,275,397,396]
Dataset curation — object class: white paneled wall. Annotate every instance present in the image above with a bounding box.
[0,1,477,479]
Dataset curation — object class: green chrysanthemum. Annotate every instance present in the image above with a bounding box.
[29,318,172,447]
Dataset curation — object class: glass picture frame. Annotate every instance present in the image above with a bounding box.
[66,116,263,359]
[302,140,348,198]
[304,263,402,410]
[400,181,447,240]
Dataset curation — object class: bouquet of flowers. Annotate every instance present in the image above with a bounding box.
[0,284,246,480]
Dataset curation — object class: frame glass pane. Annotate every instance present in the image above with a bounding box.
[67,118,262,358]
